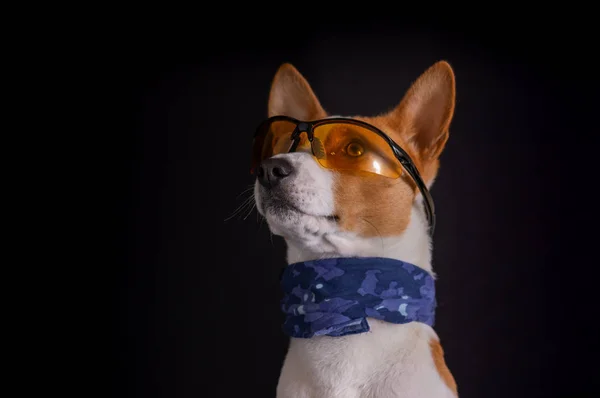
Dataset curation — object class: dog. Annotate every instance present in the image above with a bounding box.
[252,61,458,397]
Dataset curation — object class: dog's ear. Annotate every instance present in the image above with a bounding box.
[268,63,327,120]
[387,61,456,161]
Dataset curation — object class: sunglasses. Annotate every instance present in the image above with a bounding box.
[250,116,436,235]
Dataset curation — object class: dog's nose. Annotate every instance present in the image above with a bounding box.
[257,157,294,188]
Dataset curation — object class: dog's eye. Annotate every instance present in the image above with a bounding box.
[345,142,364,157]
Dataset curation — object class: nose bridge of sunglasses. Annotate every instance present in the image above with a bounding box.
[288,130,313,154]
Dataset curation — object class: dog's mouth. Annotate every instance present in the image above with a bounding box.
[266,197,339,222]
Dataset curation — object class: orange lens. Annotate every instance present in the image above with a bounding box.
[311,122,403,178]
[251,120,298,172]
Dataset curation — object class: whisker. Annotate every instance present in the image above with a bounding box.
[224,193,256,221]
[226,196,253,219]
[257,207,266,225]
[236,185,256,198]
[360,216,384,254]
[257,214,265,229]
[242,203,257,220]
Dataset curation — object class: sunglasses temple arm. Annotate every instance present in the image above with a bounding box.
[403,162,436,236]
[419,181,436,236]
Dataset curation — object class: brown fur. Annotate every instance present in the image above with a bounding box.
[332,115,418,236]
[430,338,458,396]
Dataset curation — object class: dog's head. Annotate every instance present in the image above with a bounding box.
[254,62,455,269]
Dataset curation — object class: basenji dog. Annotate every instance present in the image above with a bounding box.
[252,61,458,397]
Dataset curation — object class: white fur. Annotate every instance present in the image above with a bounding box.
[255,151,455,398]
[277,321,454,398]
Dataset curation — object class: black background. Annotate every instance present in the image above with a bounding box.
[110,16,600,398]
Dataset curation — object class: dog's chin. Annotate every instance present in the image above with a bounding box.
[262,200,339,241]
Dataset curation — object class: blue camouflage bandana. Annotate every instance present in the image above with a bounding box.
[280,257,436,338]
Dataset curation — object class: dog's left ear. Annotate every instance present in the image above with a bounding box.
[387,61,456,161]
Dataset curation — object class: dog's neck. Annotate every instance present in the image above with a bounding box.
[285,198,434,276]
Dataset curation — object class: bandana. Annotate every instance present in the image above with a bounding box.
[280,257,436,338]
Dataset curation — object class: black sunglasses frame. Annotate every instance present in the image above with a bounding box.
[252,115,436,236]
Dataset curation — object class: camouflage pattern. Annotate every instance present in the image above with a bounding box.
[280,257,436,338]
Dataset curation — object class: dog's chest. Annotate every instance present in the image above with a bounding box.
[276,321,456,398]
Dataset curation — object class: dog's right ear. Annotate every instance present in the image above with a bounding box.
[268,63,327,120]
